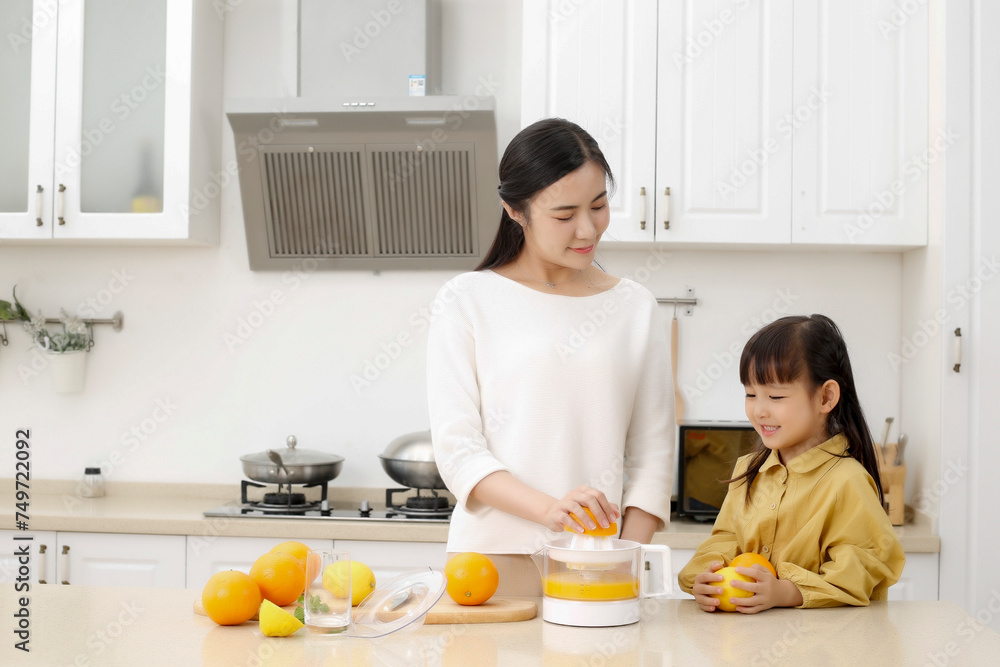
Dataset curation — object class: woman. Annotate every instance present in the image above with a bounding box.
[427,118,674,595]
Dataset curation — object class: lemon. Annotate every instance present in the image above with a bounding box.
[258,599,303,637]
[711,566,754,612]
[322,561,377,606]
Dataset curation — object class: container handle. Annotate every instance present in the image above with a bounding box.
[639,544,672,598]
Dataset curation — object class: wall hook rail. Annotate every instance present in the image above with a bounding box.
[656,287,698,315]
[42,311,124,332]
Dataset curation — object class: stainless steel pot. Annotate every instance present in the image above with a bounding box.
[378,430,446,489]
[240,435,344,485]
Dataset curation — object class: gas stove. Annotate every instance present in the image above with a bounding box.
[203,481,452,523]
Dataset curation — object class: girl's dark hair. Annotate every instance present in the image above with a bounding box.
[475,118,615,270]
[729,314,883,504]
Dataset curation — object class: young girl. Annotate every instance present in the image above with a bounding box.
[678,314,904,613]
[427,119,674,595]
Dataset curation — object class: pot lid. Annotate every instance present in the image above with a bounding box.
[350,567,446,638]
[380,430,435,462]
[239,435,344,466]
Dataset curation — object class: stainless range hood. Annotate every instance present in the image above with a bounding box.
[227,97,498,271]
[226,0,498,271]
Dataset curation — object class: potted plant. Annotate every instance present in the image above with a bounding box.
[5,287,91,393]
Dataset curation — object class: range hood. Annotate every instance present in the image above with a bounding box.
[226,0,498,271]
[228,98,498,270]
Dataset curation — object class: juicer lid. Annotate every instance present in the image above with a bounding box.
[349,567,447,638]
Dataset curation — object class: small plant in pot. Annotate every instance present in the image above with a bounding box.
[7,287,92,393]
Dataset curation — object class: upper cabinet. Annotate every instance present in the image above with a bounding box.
[0,0,223,244]
[522,0,929,248]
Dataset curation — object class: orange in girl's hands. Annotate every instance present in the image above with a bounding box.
[564,507,618,537]
[444,552,499,606]
[730,552,777,578]
[711,566,754,612]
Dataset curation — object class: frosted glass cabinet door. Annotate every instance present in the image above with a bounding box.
[0,0,56,239]
[51,0,197,240]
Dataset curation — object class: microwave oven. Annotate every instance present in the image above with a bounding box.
[677,420,759,521]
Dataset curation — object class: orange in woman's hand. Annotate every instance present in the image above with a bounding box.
[444,552,499,606]
[730,552,777,578]
[565,507,618,537]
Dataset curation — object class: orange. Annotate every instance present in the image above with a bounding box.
[270,541,310,570]
[730,552,777,578]
[444,552,499,606]
[249,551,305,607]
[564,507,618,537]
[711,566,754,612]
[201,570,262,625]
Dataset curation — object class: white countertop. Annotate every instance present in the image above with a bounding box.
[1,584,994,666]
[0,479,941,551]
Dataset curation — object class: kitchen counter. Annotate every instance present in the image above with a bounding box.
[2,584,997,666]
[0,479,941,552]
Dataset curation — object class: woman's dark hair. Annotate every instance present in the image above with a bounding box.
[475,118,615,270]
[728,314,884,504]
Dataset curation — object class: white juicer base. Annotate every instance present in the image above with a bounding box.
[541,597,640,627]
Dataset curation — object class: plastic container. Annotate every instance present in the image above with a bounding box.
[80,467,105,498]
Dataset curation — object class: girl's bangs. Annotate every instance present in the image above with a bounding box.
[739,332,804,386]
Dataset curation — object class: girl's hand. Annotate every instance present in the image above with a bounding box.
[691,561,726,612]
[728,565,804,614]
[544,485,620,533]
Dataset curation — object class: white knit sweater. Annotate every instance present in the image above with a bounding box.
[426,270,674,554]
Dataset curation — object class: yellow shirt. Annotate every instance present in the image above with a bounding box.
[678,434,905,608]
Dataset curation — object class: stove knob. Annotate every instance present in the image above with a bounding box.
[359,500,371,517]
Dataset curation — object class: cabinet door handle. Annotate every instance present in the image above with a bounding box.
[663,186,671,230]
[953,328,962,372]
[60,545,70,584]
[35,185,44,226]
[57,184,66,225]
[38,544,47,584]
[639,187,647,230]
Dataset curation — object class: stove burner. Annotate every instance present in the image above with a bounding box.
[262,492,306,506]
[386,488,454,518]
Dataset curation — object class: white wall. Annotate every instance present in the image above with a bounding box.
[0,0,905,491]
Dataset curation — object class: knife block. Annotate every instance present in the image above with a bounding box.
[878,443,906,526]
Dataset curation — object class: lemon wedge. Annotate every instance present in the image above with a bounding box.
[565,507,618,537]
[258,599,304,637]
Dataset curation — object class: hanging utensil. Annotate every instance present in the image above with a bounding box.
[878,417,893,466]
[671,302,684,422]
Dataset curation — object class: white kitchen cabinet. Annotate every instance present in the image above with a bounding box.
[334,540,447,583]
[521,0,658,242]
[185,535,332,589]
[0,530,57,586]
[56,532,186,588]
[0,0,222,244]
[522,0,928,248]
[888,552,939,601]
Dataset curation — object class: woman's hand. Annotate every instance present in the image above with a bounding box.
[691,561,725,612]
[728,565,804,614]
[543,485,620,533]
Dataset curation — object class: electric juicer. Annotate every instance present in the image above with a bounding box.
[532,536,673,627]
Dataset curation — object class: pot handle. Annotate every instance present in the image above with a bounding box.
[639,544,673,599]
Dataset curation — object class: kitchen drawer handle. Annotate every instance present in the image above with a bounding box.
[60,545,69,585]
[953,328,962,372]
[57,184,66,225]
[35,185,44,226]
[663,186,671,230]
[639,186,647,230]
[38,544,47,584]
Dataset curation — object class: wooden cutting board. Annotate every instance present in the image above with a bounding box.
[194,596,536,624]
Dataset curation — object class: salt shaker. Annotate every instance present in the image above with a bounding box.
[80,467,105,498]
